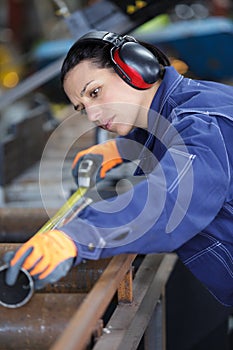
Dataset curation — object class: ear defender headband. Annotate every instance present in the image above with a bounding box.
[77,31,162,90]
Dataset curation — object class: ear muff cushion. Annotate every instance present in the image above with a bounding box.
[113,42,161,89]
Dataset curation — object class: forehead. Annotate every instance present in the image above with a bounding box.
[65,61,108,90]
[64,60,94,83]
[63,61,96,96]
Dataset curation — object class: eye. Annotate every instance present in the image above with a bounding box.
[74,103,84,112]
[90,87,101,98]
[74,104,86,115]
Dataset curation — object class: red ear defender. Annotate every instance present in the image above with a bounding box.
[111,41,161,90]
[112,49,153,89]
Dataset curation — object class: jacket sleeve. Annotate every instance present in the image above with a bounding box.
[61,114,230,264]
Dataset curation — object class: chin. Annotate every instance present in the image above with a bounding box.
[115,125,134,136]
[117,129,130,136]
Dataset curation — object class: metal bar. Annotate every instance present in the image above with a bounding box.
[117,267,134,303]
[144,297,163,350]
[162,288,167,350]
[0,293,86,350]
[50,253,136,350]
[92,319,104,345]
[93,254,177,350]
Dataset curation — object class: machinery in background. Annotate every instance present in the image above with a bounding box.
[133,16,233,82]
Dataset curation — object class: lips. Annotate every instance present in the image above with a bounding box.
[99,125,108,131]
[99,117,114,131]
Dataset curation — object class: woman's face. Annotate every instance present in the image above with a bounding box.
[63,60,157,136]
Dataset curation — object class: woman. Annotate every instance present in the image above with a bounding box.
[5,31,233,306]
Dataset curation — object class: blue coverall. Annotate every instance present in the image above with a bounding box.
[62,66,233,306]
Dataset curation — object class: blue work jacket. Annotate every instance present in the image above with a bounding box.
[62,66,233,306]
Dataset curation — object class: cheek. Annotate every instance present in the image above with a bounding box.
[118,104,139,122]
[103,80,132,103]
[115,109,135,129]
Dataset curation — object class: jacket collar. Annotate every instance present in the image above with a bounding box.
[134,67,183,175]
[148,66,183,132]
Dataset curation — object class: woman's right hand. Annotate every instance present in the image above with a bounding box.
[72,139,123,186]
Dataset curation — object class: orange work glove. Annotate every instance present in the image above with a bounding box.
[4,230,77,290]
[72,139,123,186]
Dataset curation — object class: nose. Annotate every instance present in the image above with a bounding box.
[85,104,101,123]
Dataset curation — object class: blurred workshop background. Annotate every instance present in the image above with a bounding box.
[0,2,233,350]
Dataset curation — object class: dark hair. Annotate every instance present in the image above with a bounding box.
[60,37,170,85]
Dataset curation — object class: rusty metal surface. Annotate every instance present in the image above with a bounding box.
[117,267,134,303]
[0,243,177,350]
[50,254,136,350]
[0,293,86,350]
[42,259,111,294]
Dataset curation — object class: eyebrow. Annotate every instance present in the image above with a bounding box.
[80,80,94,97]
